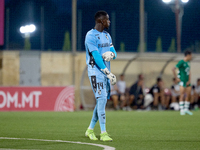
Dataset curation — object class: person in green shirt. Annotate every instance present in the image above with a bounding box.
[172,51,193,115]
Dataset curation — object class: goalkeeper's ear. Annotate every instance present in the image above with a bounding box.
[96,16,105,25]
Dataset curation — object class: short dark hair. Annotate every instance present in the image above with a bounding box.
[94,10,108,21]
[184,50,192,56]
[120,74,124,77]
[157,77,162,83]
[173,77,176,81]
[138,74,144,80]
[197,78,200,82]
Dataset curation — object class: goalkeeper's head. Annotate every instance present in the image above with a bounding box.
[94,10,110,29]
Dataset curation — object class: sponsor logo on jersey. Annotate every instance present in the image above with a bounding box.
[105,34,108,40]
[98,43,110,48]
[98,90,101,95]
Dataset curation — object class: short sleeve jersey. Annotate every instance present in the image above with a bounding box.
[117,80,126,94]
[171,84,180,96]
[175,60,190,82]
[85,29,112,77]
[129,82,143,96]
[149,84,161,97]
[194,84,200,94]
[110,85,118,96]
[171,84,180,91]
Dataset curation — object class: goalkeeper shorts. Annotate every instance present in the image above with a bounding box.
[89,75,110,99]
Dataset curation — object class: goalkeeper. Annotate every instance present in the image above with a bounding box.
[84,10,117,142]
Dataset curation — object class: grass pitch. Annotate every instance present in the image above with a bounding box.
[0,111,200,150]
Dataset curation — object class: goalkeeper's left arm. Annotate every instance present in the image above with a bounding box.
[102,45,117,62]
[91,50,117,85]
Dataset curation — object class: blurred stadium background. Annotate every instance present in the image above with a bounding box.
[1,0,200,150]
[0,0,200,111]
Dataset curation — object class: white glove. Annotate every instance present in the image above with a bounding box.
[101,68,117,85]
[102,51,115,62]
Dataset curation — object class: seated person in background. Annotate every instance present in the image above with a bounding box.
[192,78,200,109]
[110,84,120,110]
[171,77,180,103]
[128,74,144,110]
[149,77,165,110]
[117,74,127,109]
[190,85,196,109]
[164,88,171,110]
[169,78,180,110]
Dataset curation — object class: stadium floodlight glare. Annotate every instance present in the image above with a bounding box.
[162,0,189,52]
[162,0,172,3]
[20,24,36,34]
[181,0,189,3]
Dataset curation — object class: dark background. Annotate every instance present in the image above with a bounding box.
[3,0,200,52]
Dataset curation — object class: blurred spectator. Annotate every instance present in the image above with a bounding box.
[190,85,196,110]
[171,78,180,103]
[128,74,144,110]
[169,78,180,110]
[192,78,200,109]
[116,74,126,110]
[110,84,120,110]
[164,88,171,110]
[149,77,165,110]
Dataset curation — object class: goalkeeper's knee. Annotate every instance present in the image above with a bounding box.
[91,105,98,122]
[97,97,107,124]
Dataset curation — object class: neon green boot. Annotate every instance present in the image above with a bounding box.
[85,129,98,141]
[100,132,113,142]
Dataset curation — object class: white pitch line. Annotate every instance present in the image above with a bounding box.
[0,148,38,150]
[0,137,115,150]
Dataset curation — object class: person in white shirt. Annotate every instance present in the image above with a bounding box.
[170,78,180,110]
[171,78,180,103]
[110,84,120,110]
[117,74,127,110]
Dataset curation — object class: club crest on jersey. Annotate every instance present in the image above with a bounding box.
[98,90,101,95]
[105,34,108,40]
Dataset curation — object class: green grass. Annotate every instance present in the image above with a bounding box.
[0,111,200,150]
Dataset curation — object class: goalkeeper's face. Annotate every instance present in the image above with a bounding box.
[102,14,110,29]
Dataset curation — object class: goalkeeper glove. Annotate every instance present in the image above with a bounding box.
[101,68,117,85]
[102,52,115,62]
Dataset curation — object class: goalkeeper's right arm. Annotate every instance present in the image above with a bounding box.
[91,50,117,85]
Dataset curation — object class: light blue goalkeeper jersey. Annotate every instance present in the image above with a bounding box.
[85,29,112,77]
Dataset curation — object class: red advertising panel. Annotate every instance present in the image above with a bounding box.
[0,86,74,111]
[0,0,4,45]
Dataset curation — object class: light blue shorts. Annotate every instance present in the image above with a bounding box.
[89,75,110,99]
